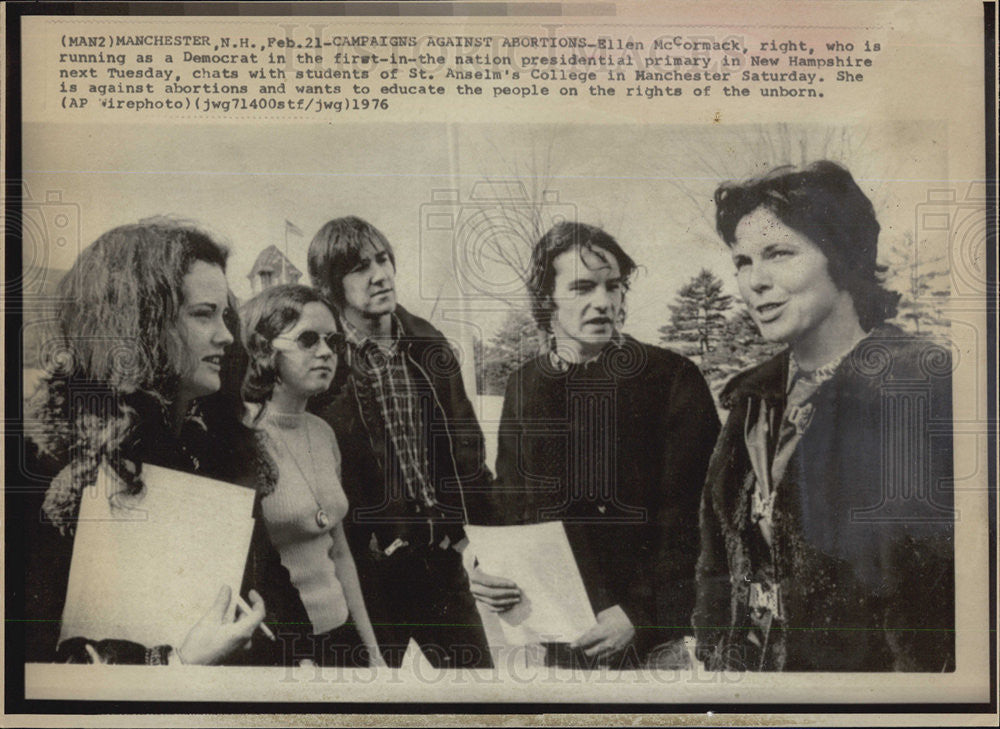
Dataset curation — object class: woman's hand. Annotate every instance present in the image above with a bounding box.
[177,586,265,665]
[570,604,635,662]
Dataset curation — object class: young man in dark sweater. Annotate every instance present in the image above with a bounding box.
[307,216,492,668]
[470,222,720,668]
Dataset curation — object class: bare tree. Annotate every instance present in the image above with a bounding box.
[460,131,563,307]
[636,122,889,247]
[458,131,566,392]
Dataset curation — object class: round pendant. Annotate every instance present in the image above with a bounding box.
[316,509,331,529]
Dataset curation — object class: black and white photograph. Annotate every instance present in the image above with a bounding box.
[3,1,995,725]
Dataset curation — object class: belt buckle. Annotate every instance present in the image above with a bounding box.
[383,537,409,556]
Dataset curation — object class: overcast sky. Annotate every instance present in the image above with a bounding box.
[23,120,945,346]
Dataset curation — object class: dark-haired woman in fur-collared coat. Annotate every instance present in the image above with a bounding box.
[693,162,954,672]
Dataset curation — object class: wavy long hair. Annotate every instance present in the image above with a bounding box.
[26,219,259,528]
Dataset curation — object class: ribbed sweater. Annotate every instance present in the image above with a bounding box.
[256,408,350,635]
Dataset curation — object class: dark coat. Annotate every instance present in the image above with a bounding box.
[309,305,493,661]
[491,337,720,658]
[311,304,493,550]
[693,326,955,671]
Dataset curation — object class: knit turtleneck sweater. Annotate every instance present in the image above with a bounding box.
[256,408,350,635]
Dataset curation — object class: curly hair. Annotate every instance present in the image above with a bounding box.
[527,221,638,334]
[307,216,396,310]
[240,284,346,407]
[714,160,900,330]
[26,219,255,527]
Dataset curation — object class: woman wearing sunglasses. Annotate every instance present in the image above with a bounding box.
[693,161,954,672]
[242,284,381,667]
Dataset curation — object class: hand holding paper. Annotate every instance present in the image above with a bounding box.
[468,565,522,612]
[59,464,259,654]
[465,522,596,646]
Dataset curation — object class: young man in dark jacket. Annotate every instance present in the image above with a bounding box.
[307,216,492,668]
[470,222,720,668]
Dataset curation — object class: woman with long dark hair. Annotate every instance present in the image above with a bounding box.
[241,284,381,667]
[693,162,955,671]
[22,219,310,665]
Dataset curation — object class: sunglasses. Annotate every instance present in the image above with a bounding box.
[273,330,345,353]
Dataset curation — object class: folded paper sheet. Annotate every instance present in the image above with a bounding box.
[60,464,256,649]
[466,522,596,646]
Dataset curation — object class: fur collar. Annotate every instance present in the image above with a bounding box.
[719,324,914,410]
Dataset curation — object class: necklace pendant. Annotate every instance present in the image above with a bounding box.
[316,509,331,529]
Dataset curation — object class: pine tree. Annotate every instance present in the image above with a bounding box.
[885,233,950,337]
[659,269,734,356]
[699,307,785,387]
[474,308,540,395]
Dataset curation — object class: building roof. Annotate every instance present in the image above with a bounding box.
[247,244,302,280]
